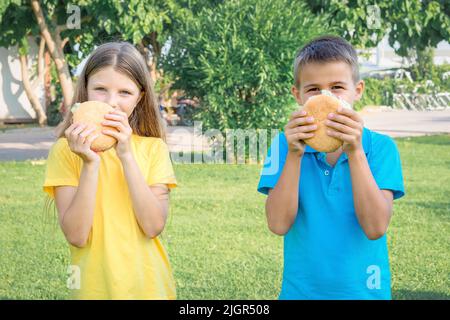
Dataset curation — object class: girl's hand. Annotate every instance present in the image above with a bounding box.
[65,123,101,164]
[101,109,133,160]
[284,109,317,157]
[325,107,364,154]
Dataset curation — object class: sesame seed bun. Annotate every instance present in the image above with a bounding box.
[71,101,118,152]
[302,94,343,153]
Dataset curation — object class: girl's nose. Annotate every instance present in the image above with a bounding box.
[106,95,119,109]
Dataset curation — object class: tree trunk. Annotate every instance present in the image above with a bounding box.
[37,37,45,85]
[19,54,47,126]
[44,48,52,109]
[149,32,161,83]
[414,46,435,80]
[31,0,74,114]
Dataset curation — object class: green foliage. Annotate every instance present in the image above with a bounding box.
[306,0,390,48]
[306,1,450,80]
[46,63,64,126]
[355,66,450,110]
[163,0,332,131]
[387,0,449,57]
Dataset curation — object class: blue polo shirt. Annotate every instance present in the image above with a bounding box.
[257,128,405,300]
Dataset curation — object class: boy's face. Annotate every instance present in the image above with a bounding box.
[292,61,364,107]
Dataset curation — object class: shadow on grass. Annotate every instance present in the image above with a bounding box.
[412,201,450,219]
[393,290,450,300]
[397,134,450,146]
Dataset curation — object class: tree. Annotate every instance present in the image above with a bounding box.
[305,0,450,79]
[0,0,96,116]
[306,0,390,49]
[387,0,450,79]
[0,0,47,125]
[163,0,333,131]
[1,0,188,121]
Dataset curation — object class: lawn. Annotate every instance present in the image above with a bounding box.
[0,134,449,300]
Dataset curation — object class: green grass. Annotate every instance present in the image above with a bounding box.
[0,135,449,300]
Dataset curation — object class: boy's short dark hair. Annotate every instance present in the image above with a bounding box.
[293,35,360,87]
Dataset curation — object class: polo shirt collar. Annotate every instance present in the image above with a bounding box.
[304,127,372,160]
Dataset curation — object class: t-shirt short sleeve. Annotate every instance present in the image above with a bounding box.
[43,138,81,198]
[369,133,405,200]
[257,132,288,195]
[147,139,177,189]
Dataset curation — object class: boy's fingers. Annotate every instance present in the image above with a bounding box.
[325,120,360,136]
[294,132,314,140]
[296,124,318,133]
[337,107,363,123]
[327,129,354,143]
[289,109,307,120]
[286,116,314,129]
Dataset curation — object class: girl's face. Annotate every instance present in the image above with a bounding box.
[87,66,143,117]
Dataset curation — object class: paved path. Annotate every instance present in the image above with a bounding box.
[1,110,449,161]
[0,125,207,161]
[361,109,450,137]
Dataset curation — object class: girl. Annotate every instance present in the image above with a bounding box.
[43,42,177,300]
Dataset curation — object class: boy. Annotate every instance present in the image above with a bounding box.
[257,35,405,300]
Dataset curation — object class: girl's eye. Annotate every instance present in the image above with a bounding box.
[95,87,105,91]
[120,91,131,95]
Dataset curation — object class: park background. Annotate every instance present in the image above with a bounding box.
[0,0,449,299]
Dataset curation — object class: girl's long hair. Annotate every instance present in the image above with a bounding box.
[45,42,166,225]
[55,41,166,140]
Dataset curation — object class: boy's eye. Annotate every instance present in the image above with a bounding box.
[332,86,344,90]
[307,88,319,92]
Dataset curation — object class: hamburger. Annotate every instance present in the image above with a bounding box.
[302,90,351,153]
[71,101,119,152]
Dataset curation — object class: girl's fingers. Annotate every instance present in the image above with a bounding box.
[102,129,120,139]
[70,124,87,138]
[85,133,100,145]
[64,123,78,136]
[102,120,125,131]
[79,127,97,138]
[104,114,126,122]
[65,123,83,137]
[107,110,129,127]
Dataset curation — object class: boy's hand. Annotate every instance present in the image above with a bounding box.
[284,110,317,156]
[325,107,364,154]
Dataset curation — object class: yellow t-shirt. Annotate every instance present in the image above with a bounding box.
[43,134,177,300]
